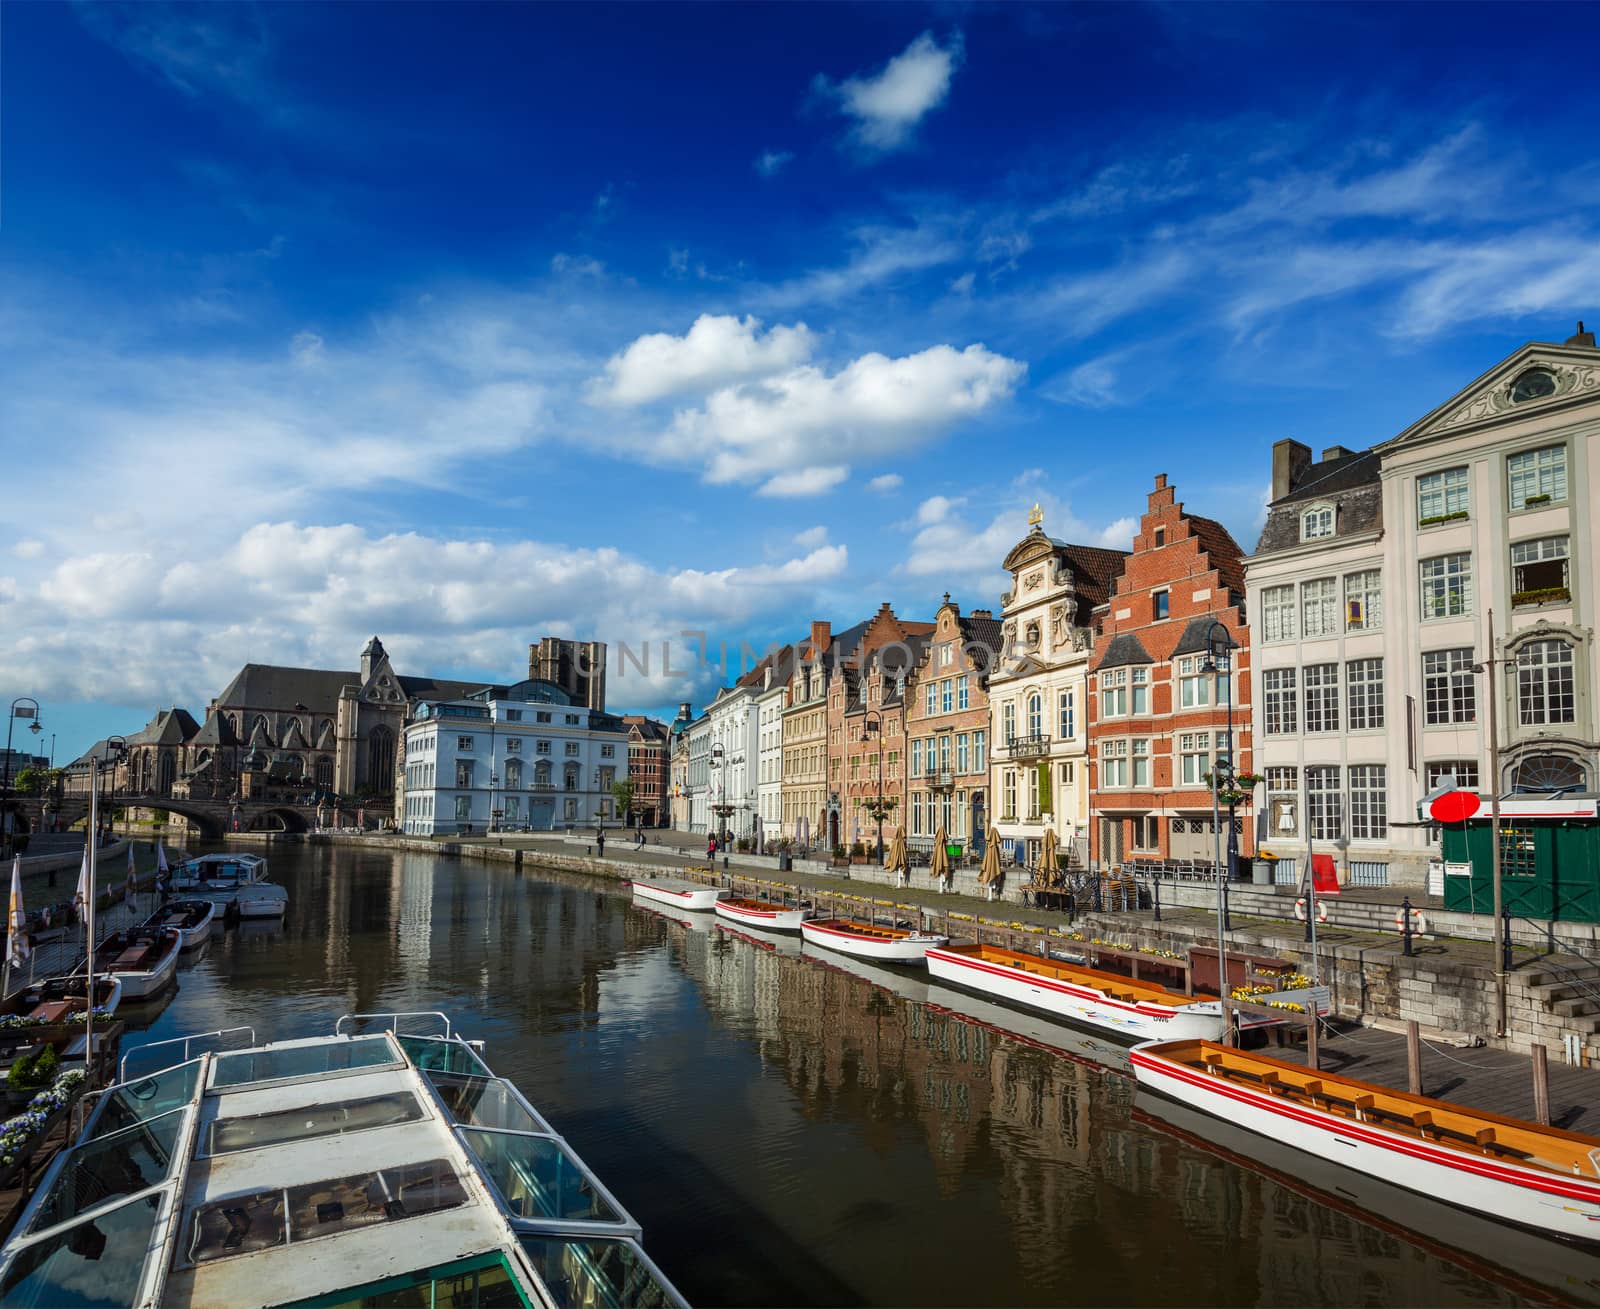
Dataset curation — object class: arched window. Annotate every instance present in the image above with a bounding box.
[1512,751,1587,793]
[1027,693,1043,737]
[1517,640,1576,726]
[157,753,176,794]
[367,725,396,792]
[1301,504,1335,541]
[315,756,333,788]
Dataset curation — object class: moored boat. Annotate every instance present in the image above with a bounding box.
[173,851,289,918]
[800,917,947,964]
[630,877,723,911]
[0,975,123,1061]
[926,942,1227,1042]
[88,926,182,1000]
[713,895,808,933]
[1131,1038,1600,1244]
[141,896,217,948]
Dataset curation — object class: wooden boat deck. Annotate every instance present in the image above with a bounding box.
[1151,1039,1600,1180]
[811,919,910,941]
[947,944,1208,1011]
[721,897,787,912]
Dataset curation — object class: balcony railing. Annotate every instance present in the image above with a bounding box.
[1005,733,1052,759]
[919,768,954,789]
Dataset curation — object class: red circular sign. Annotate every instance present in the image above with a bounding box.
[1429,790,1481,823]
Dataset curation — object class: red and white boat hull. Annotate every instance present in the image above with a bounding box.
[1130,1045,1600,1244]
[926,947,1226,1042]
[714,900,807,932]
[630,879,723,912]
[800,920,946,963]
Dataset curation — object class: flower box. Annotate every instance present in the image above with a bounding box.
[0,1069,86,1188]
[1417,510,1470,528]
[1512,586,1571,608]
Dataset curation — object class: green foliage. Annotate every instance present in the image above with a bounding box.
[12,768,44,797]
[1512,586,1571,608]
[1417,510,1469,528]
[610,780,635,819]
[7,1045,59,1092]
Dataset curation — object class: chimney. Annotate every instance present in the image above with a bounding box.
[1154,473,1168,490]
[809,620,831,658]
[1271,439,1313,501]
[1321,444,1353,462]
[1567,320,1596,348]
[971,608,992,620]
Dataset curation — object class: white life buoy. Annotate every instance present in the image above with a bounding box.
[1395,907,1427,934]
[1293,898,1329,923]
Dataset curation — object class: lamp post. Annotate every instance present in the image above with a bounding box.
[862,709,887,864]
[3,698,44,859]
[710,742,730,847]
[84,734,127,1079]
[1474,609,1508,1038]
[490,773,500,841]
[1200,624,1234,1006]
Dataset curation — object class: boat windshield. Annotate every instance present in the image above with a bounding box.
[206,1091,426,1157]
[24,1109,187,1236]
[1,1191,166,1309]
[458,1129,628,1229]
[398,1034,492,1077]
[517,1235,685,1309]
[423,1071,552,1134]
[89,1059,204,1139]
[212,1035,398,1089]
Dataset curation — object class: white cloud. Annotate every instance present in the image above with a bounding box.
[948,272,975,296]
[665,343,1025,486]
[591,314,815,406]
[12,541,44,560]
[1096,516,1138,550]
[815,31,964,154]
[550,253,605,278]
[757,221,961,309]
[867,473,903,493]
[792,525,830,549]
[755,150,794,177]
[290,330,324,366]
[758,466,849,498]
[899,485,1130,581]
[916,495,962,525]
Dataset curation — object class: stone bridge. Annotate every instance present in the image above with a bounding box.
[3,792,377,840]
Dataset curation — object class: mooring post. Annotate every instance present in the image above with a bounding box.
[1501,904,1513,974]
[1406,1019,1422,1095]
[1153,876,1162,924]
[1401,896,1414,958]
[1222,879,1231,933]
[1306,1008,1319,1071]
[1532,1044,1550,1126]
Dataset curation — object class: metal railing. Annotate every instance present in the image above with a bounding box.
[335,1010,452,1039]
[1005,733,1052,759]
[119,1025,256,1081]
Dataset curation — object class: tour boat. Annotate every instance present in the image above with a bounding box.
[799,917,947,964]
[88,926,183,1000]
[0,1015,688,1309]
[713,895,808,933]
[173,852,289,918]
[1130,1038,1600,1244]
[629,876,723,911]
[141,896,217,948]
[925,943,1227,1042]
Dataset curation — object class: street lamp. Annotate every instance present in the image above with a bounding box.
[1473,609,1508,1037]
[84,734,127,1074]
[862,710,888,864]
[490,772,500,840]
[1200,624,1235,1005]
[3,697,44,859]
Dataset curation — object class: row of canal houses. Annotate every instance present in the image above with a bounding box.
[670,326,1600,911]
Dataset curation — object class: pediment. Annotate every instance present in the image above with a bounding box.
[1002,527,1059,574]
[1382,342,1600,450]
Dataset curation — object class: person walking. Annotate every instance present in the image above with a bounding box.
[595,828,605,858]
[707,834,717,860]
[634,826,645,850]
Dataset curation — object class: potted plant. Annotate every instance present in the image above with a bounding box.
[5,1046,58,1110]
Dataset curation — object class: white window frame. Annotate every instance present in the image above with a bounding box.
[1507,444,1567,510]
[1300,504,1334,541]
[1262,585,1296,643]
[1417,466,1469,522]
[1344,569,1383,632]
[1419,553,1472,621]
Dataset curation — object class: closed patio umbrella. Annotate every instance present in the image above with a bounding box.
[887,826,910,888]
[979,827,1004,900]
[930,825,950,892]
[1040,827,1060,886]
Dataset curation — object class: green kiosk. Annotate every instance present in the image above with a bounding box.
[1440,793,1600,924]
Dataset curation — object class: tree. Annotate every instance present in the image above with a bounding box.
[611,779,636,825]
[13,767,44,797]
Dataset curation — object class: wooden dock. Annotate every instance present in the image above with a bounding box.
[1273,1024,1600,1137]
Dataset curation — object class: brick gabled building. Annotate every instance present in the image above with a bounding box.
[620,715,670,827]
[1088,475,1253,869]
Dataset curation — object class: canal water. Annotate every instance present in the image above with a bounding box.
[120,844,1596,1307]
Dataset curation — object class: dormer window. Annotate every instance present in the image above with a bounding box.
[1300,504,1334,541]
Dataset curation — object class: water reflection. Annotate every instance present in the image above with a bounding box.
[119,846,1590,1308]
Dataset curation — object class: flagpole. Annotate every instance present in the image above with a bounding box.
[85,767,98,1075]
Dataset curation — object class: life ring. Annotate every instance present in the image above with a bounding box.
[1395,907,1427,934]
[1293,898,1328,923]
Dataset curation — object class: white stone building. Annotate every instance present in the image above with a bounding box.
[1247,325,1600,889]
[684,715,712,835]
[400,680,628,836]
[704,668,761,845]
[755,650,794,850]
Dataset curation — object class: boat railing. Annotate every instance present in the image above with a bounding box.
[336,1010,452,1039]
[120,1025,257,1081]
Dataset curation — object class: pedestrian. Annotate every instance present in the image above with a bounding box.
[595,828,605,858]
[635,826,644,850]
[707,834,717,860]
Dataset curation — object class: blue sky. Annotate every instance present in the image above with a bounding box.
[5,2,1600,761]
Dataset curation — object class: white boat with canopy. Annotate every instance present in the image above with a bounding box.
[0,1013,689,1308]
[172,853,288,919]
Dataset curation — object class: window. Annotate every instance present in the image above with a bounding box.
[1002,770,1017,819]
[938,642,954,668]
[1026,767,1041,819]
[1059,761,1074,787]
[1301,578,1338,638]
[1511,536,1570,598]
[536,739,551,755]
[1263,668,1298,735]
[1425,760,1479,792]
[1349,765,1387,840]
[1507,444,1567,509]
[1307,766,1341,840]
[505,759,522,789]
[536,712,552,724]
[505,738,522,753]
[1303,663,1340,733]
[940,679,954,714]
[956,734,969,773]
[912,739,924,776]
[1301,505,1334,540]
[1002,702,1016,743]
[1027,693,1043,736]
[455,796,471,822]
[1344,570,1382,632]
[1517,640,1576,725]
[564,742,580,756]
[1101,670,1127,717]
[1130,668,1150,715]
[1101,740,1129,788]
[1262,585,1296,643]
[1178,732,1210,785]
[564,765,579,791]
[1154,526,1166,546]
[911,792,925,836]
[1346,658,1385,731]
[973,730,986,771]
[600,744,615,758]
[457,736,474,751]
[565,714,580,725]
[456,761,474,788]
[1417,467,1469,522]
[1058,690,1075,740]
[1501,827,1537,877]
[505,709,522,722]
[957,675,970,710]
[1420,553,1472,620]
[1132,738,1151,788]
[1153,590,1170,620]
[1177,655,1220,709]
[1422,649,1476,725]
